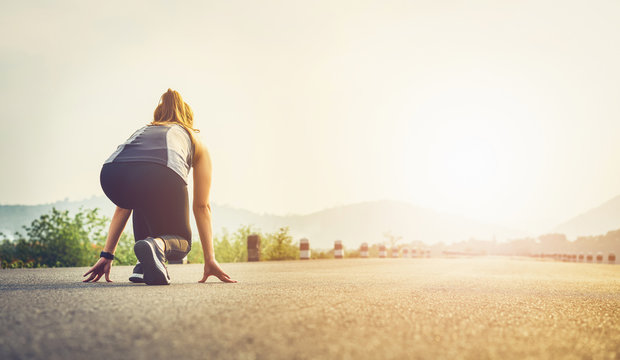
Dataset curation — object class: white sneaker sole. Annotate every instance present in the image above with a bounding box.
[134,240,170,285]
[129,273,144,283]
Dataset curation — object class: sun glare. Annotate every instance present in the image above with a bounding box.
[428,133,500,212]
[399,81,532,218]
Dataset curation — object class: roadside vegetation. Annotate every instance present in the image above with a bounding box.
[3,207,617,269]
[189,225,299,264]
[0,208,300,268]
[0,208,136,268]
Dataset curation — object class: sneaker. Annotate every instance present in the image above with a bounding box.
[134,237,171,285]
[128,262,144,283]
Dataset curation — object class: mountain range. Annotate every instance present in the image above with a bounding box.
[553,195,620,239]
[2,194,620,248]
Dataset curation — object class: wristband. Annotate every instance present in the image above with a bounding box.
[100,251,115,260]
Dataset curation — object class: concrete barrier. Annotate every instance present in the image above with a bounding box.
[334,240,343,259]
[300,238,310,260]
[247,234,260,262]
[379,244,386,258]
[609,253,616,264]
[360,243,369,258]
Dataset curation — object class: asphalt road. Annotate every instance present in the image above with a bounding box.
[1,258,618,360]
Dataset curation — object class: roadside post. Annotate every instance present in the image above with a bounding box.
[334,240,344,259]
[360,243,369,258]
[300,238,310,260]
[596,252,603,263]
[379,244,387,258]
[247,234,260,262]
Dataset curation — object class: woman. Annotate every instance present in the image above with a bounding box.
[83,89,236,285]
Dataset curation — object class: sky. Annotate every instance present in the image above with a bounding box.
[1,0,619,233]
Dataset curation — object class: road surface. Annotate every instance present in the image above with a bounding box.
[1,258,619,359]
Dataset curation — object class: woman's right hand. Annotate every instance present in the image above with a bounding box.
[199,259,237,283]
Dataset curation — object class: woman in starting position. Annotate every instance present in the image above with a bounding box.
[83,89,236,285]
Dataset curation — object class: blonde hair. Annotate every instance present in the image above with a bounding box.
[150,89,200,142]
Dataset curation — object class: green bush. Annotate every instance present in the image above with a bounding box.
[191,225,300,263]
[262,227,298,261]
[111,232,137,265]
[0,207,137,268]
[187,241,204,264]
[345,248,360,258]
[215,225,253,263]
[310,249,332,259]
[0,208,311,267]
[0,208,105,267]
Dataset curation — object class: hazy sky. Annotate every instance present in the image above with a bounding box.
[1,0,619,233]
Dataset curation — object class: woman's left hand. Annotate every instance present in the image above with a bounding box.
[83,257,114,282]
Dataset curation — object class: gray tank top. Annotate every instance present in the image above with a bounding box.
[104,124,194,184]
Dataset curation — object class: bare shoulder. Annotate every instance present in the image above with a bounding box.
[191,133,211,166]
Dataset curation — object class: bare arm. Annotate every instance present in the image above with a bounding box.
[83,206,132,282]
[104,206,132,253]
[192,136,236,283]
[192,136,215,261]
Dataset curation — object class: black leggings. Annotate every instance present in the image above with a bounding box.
[100,162,191,261]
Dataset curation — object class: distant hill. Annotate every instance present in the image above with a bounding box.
[277,200,526,248]
[554,195,620,239]
[0,197,525,248]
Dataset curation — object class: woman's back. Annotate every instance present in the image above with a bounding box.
[86,88,235,285]
[104,124,194,184]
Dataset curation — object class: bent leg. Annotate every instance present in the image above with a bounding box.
[132,164,193,261]
[132,210,151,243]
[159,235,192,261]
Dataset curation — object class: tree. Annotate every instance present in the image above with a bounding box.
[537,233,568,253]
[0,207,137,268]
[262,227,298,261]
[22,207,106,267]
[383,231,402,248]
